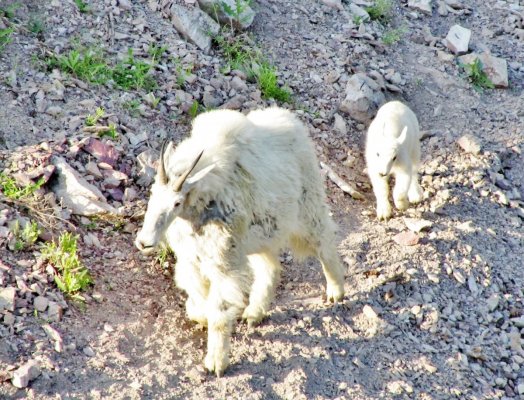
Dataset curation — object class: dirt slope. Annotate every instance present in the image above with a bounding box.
[1,0,523,399]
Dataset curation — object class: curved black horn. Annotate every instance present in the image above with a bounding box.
[157,140,169,184]
[173,150,204,192]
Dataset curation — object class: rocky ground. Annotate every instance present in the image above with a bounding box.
[0,0,523,399]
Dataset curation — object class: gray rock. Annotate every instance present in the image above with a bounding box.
[339,73,385,123]
[43,323,64,352]
[458,52,509,88]
[445,24,471,55]
[169,4,220,53]
[3,312,15,325]
[83,346,95,357]
[457,134,481,155]
[349,4,370,22]
[230,76,249,92]
[47,301,63,322]
[12,360,41,389]
[33,296,49,312]
[403,217,433,232]
[123,187,138,203]
[118,0,132,10]
[198,0,255,30]
[408,0,432,15]
[50,156,118,216]
[203,91,222,108]
[333,114,347,135]
[0,287,16,311]
[85,162,103,179]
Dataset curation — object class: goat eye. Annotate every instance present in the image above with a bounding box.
[392,156,397,161]
[174,200,181,208]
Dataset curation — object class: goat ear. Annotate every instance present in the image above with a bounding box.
[186,163,216,186]
[397,126,408,144]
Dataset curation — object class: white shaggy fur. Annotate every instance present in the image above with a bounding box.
[135,107,345,376]
[365,101,423,220]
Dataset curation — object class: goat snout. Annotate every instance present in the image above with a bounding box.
[135,237,156,255]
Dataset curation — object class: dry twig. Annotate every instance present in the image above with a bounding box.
[320,162,365,200]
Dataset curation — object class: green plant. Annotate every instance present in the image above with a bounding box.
[214,32,293,102]
[382,26,406,45]
[155,245,173,268]
[0,173,45,199]
[220,0,252,27]
[460,58,495,92]
[41,232,92,297]
[365,0,393,24]
[148,44,168,61]
[112,49,157,91]
[74,0,89,13]
[214,33,257,76]
[0,27,14,52]
[48,48,110,84]
[0,3,20,19]
[353,15,368,25]
[85,106,105,126]
[101,123,118,139]
[11,220,41,251]
[28,17,45,36]
[122,99,141,116]
[188,100,201,119]
[256,62,292,102]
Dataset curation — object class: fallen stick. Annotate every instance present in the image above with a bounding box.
[320,162,365,200]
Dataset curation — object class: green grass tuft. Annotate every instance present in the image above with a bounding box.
[0,173,45,200]
[111,49,158,91]
[0,27,14,53]
[41,232,92,297]
[382,26,406,45]
[11,220,41,251]
[213,31,292,103]
[257,63,292,102]
[74,0,89,13]
[365,0,393,24]
[460,58,495,92]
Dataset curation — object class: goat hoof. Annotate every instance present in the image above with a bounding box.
[204,352,228,378]
[376,203,392,221]
[242,305,265,327]
[326,283,344,302]
[394,197,409,211]
[408,186,423,203]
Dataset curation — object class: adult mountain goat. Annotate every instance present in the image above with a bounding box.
[135,107,345,376]
[365,101,423,220]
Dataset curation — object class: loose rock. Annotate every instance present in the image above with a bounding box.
[11,360,41,389]
[445,24,471,55]
[339,73,385,123]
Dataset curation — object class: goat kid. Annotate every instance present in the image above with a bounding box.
[365,101,424,220]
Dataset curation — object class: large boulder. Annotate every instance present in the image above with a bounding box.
[50,156,118,216]
[169,3,220,53]
[339,73,386,123]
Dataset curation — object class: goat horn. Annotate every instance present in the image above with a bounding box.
[173,150,204,192]
[157,140,169,184]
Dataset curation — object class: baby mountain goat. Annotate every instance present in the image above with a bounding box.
[135,107,345,376]
[365,101,423,220]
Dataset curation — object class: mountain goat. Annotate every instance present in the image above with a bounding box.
[365,101,423,220]
[135,107,345,376]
